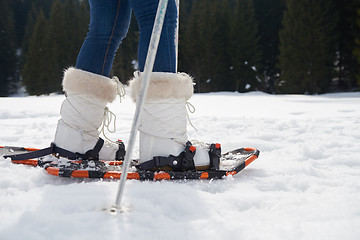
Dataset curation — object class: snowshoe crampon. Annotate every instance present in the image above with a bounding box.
[0,145,259,180]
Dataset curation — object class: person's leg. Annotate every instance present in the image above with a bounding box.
[76,0,132,77]
[54,0,132,161]
[128,0,215,170]
[130,0,177,73]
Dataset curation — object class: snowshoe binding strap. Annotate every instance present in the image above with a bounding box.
[3,138,125,161]
[3,142,78,161]
[136,141,196,172]
[209,143,221,170]
[115,140,126,160]
[80,138,104,160]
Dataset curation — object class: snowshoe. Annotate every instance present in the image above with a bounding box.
[0,142,259,181]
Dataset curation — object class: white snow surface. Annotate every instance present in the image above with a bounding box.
[0,91,360,240]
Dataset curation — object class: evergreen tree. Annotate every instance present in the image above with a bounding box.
[22,10,51,95]
[46,0,88,92]
[0,0,17,96]
[9,0,29,47]
[254,0,285,93]
[178,0,195,72]
[354,9,360,88]
[278,0,338,94]
[62,0,88,65]
[21,0,56,55]
[10,0,54,53]
[47,0,67,92]
[182,0,229,92]
[20,0,56,77]
[22,0,89,95]
[228,0,261,92]
[335,0,360,90]
[22,4,39,65]
[33,0,56,17]
[78,0,90,39]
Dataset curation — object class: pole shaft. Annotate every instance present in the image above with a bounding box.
[112,0,169,211]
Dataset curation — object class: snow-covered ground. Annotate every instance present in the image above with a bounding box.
[0,91,359,240]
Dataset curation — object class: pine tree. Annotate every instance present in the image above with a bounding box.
[354,8,360,88]
[0,0,17,96]
[22,4,39,65]
[228,0,261,92]
[335,0,360,91]
[47,0,67,92]
[254,0,285,93]
[22,10,51,95]
[21,0,56,55]
[45,0,88,92]
[20,0,85,95]
[182,0,229,92]
[78,0,90,40]
[33,0,56,17]
[9,0,28,47]
[278,0,338,94]
[62,0,88,65]
[20,0,56,77]
[177,0,193,72]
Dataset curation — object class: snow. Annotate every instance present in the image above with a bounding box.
[1,91,360,240]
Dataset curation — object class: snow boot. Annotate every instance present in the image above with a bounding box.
[129,71,221,171]
[54,67,124,161]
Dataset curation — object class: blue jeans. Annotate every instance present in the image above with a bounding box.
[76,0,177,77]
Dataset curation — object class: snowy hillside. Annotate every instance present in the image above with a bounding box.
[0,91,359,240]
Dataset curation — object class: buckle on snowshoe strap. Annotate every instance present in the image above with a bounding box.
[80,138,104,160]
[136,141,196,172]
[115,140,126,161]
[209,143,221,170]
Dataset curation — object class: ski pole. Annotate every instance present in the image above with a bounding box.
[111,0,169,214]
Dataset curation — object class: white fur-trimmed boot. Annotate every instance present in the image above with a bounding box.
[129,72,221,171]
[54,67,124,161]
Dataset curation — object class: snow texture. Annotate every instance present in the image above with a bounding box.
[1,91,360,240]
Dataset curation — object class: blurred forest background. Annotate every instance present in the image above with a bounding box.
[1,0,360,96]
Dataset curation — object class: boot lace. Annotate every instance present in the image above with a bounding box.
[186,101,198,131]
[99,107,118,143]
[112,76,126,103]
[99,76,126,143]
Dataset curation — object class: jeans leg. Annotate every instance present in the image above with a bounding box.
[130,0,177,73]
[76,0,132,77]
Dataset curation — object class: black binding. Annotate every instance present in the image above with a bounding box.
[3,138,125,162]
[4,142,79,161]
[209,143,221,170]
[115,140,126,160]
[136,141,197,171]
[81,138,104,160]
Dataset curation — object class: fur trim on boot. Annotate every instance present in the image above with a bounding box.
[63,67,118,103]
[128,72,194,102]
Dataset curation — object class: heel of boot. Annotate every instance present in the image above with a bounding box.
[139,133,184,163]
[54,120,119,161]
[54,120,84,153]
